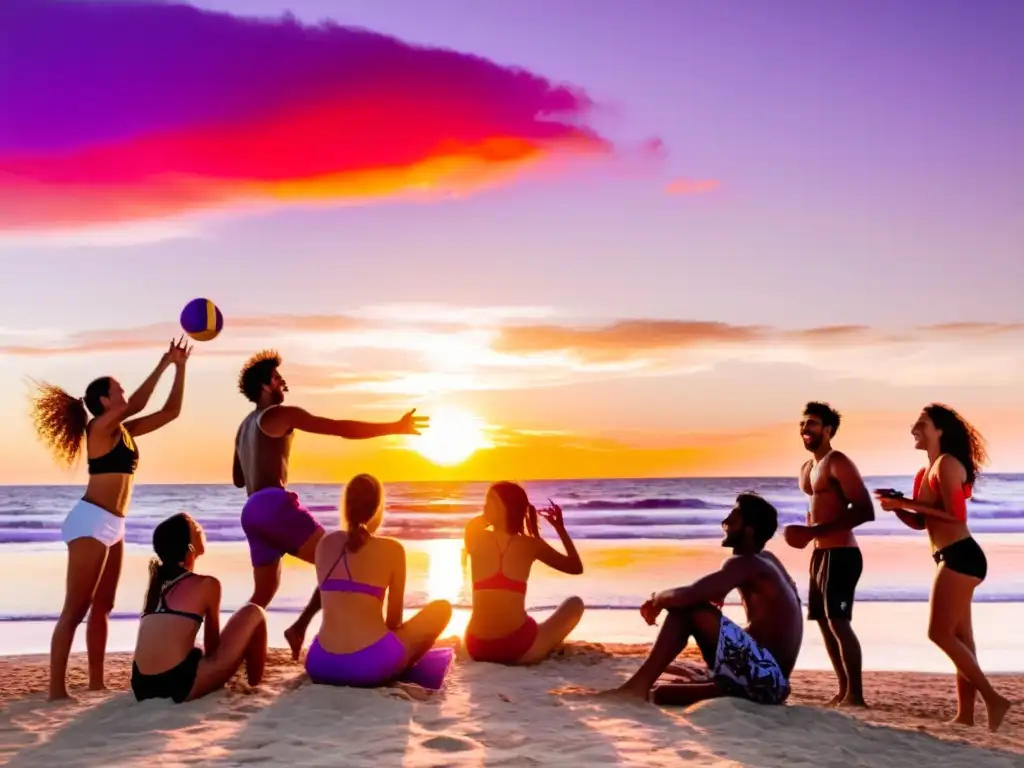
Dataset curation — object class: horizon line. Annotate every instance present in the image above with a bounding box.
[4,470,1023,488]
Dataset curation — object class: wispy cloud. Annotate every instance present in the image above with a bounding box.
[5,306,1023,394]
[665,178,720,195]
[0,220,202,249]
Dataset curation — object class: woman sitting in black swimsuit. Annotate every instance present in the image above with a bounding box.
[132,513,268,704]
[874,404,1011,733]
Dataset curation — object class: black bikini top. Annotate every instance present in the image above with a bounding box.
[142,572,204,625]
[88,426,139,475]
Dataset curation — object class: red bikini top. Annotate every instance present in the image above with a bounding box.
[913,467,972,522]
[472,535,528,594]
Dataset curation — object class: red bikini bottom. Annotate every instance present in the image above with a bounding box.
[465,616,539,664]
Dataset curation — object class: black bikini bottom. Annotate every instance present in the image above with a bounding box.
[131,647,202,704]
[933,537,987,581]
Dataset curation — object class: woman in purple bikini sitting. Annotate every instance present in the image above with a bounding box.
[463,482,585,665]
[305,474,453,688]
[131,513,268,704]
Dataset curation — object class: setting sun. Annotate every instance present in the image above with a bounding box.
[414,407,491,466]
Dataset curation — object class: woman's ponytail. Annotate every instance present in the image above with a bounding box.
[144,513,194,614]
[346,522,371,553]
[142,557,187,614]
[29,382,89,466]
[525,503,540,538]
[342,474,383,553]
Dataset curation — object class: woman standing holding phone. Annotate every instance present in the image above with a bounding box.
[874,404,1011,732]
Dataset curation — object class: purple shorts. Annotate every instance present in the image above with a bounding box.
[306,633,407,688]
[240,487,323,567]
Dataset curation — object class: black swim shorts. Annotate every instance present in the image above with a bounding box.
[807,547,863,622]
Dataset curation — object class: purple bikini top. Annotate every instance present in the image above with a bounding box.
[319,548,386,601]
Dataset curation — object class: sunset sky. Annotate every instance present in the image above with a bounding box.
[2,0,1023,484]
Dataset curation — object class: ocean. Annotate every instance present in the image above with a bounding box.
[3,475,1023,669]
[5,474,1024,547]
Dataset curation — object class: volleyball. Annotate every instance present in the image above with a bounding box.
[179,298,223,342]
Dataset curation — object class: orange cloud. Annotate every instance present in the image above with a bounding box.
[492,320,764,361]
[6,311,1024,400]
[665,178,720,195]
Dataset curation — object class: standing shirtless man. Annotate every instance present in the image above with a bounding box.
[784,401,873,707]
[233,350,428,658]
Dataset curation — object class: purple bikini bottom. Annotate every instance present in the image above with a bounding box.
[306,633,407,688]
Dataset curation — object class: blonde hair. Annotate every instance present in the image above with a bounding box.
[343,474,383,553]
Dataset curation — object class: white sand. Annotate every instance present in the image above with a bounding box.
[1,643,1021,767]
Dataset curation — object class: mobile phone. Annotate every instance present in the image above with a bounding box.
[877,489,904,499]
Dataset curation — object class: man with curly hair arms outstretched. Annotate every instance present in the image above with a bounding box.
[233,350,428,659]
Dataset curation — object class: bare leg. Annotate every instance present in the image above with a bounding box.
[49,539,108,701]
[608,605,721,701]
[651,681,725,707]
[928,567,1011,733]
[281,529,325,660]
[285,589,321,661]
[86,540,123,691]
[394,600,454,668]
[187,604,268,700]
[248,561,281,608]
[817,619,848,706]
[519,596,586,665]
[828,619,866,707]
[950,613,977,725]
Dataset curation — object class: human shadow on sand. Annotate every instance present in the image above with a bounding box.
[5,690,213,768]
[551,651,1024,768]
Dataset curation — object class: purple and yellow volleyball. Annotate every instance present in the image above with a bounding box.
[180,298,223,342]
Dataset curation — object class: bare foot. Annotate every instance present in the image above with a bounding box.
[838,696,868,709]
[823,692,846,707]
[393,682,433,702]
[284,626,305,662]
[947,715,975,727]
[88,682,109,692]
[47,689,76,704]
[986,694,1012,733]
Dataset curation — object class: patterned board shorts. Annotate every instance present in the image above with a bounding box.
[711,615,791,705]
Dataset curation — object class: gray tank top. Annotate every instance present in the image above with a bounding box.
[235,406,294,496]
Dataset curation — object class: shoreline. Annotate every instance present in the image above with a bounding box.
[5,603,1024,674]
[2,646,1022,766]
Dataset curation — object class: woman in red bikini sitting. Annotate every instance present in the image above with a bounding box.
[463,482,585,665]
[875,403,1011,732]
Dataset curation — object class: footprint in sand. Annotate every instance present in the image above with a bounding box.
[421,735,477,753]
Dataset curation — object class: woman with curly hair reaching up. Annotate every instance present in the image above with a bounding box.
[875,404,1012,732]
[31,337,191,700]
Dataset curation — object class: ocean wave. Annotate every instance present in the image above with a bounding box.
[3,591,1023,623]
[1,476,1022,546]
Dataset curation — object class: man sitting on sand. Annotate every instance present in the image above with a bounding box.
[606,493,803,706]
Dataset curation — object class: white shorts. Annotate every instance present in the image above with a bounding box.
[61,499,126,547]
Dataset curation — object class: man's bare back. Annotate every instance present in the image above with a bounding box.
[801,452,858,549]
[732,552,803,675]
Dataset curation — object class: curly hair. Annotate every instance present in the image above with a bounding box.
[803,401,841,435]
[29,377,111,466]
[238,349,281,403]
[924,403,988,486]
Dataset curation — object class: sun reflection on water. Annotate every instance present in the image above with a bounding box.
[425,538,468,605]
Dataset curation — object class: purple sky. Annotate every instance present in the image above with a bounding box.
[3,0,1024,481]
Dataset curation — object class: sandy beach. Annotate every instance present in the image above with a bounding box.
[2,642,1021,767]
